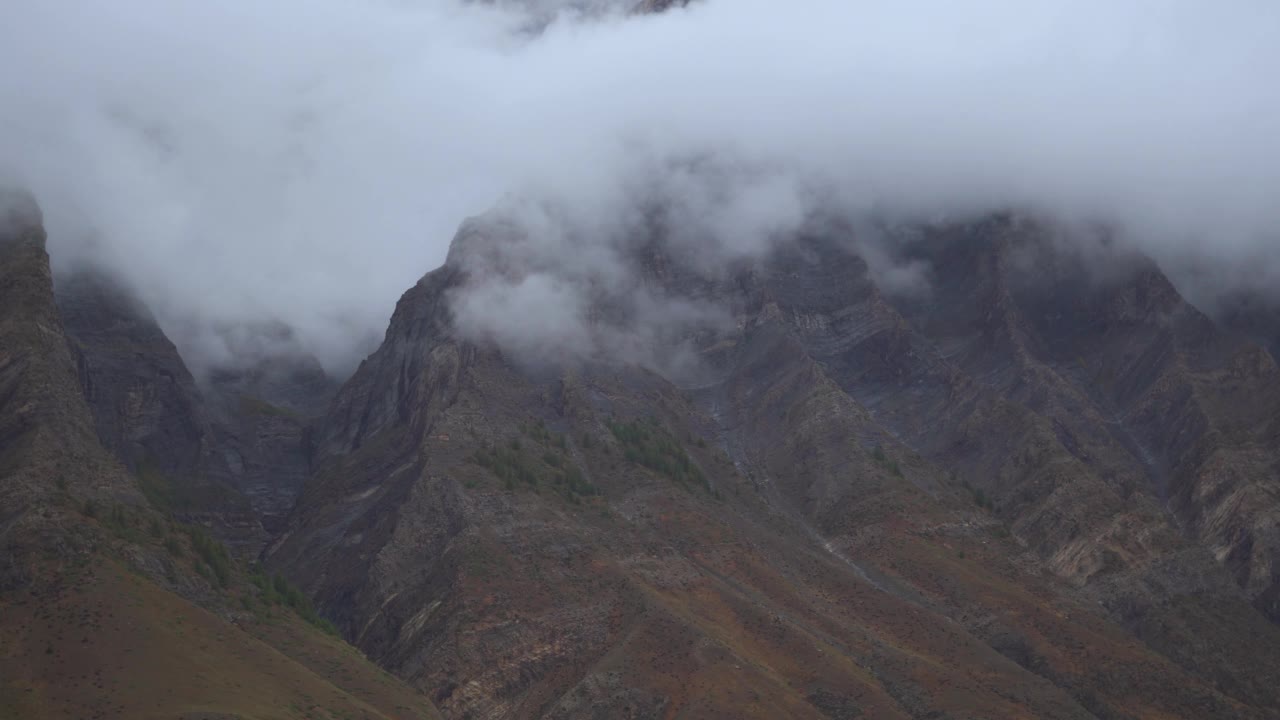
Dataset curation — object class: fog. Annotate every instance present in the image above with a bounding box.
[2,0,1278,374]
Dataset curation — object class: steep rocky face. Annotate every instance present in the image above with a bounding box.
[0,195,444,720]
[1197,287,1280,363]
[723,222,1280,704]
[54,270,269,548]
[270,214,1280,719]
[0,193,140,541]
[54,269,338,549]
[55,270,213,481]
[875,220,1280,625]
[207,351,338,419]
[203,353,338,533]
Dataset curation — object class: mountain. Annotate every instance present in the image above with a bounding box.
[0,192,442,720]
[7,184,1280,718]
[261,212,1280,718]
[55,270,338,550]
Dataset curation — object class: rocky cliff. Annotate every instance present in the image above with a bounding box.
[0,194,443,719]
[0,191,141,564]
[55,270,338,551]
[265,212,1280,718]
[11,184,1280,718]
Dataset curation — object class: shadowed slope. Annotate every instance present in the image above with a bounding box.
[0,193,442,720]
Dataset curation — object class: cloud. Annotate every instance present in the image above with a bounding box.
[2,0,1277,373]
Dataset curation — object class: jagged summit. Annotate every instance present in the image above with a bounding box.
[264,211,1280,717]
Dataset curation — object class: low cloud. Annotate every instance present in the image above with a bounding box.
[2,0,1277,373]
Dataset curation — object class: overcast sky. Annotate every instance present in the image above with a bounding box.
[2,0,1278,373]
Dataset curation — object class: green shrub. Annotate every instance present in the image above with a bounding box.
[265,572,338,635]
[608,418,709,492]
[971,488,994,510]
[473,445,540,488]
[164,536,184,557]
[185,525,231,588]
[135,461,174,512]
[107,504,128,531]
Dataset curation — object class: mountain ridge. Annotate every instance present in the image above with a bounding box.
[6,187,1280,718]
[262,211,1280,717]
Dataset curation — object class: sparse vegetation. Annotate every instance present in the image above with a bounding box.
[185,525,231,588]
[473,427,600,502]
[963,480,995,511]
[522,420,566,450]
[608,417,708,491]
[239,394,300,419]
[105,503,130,535]
[164,535,184,557]
[871,444,904,477]
[472,445,539,490]
[136,460,174,511]
[246,567,340,635]
[551,464,599,502]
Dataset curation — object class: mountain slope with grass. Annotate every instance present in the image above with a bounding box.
[0,192,442,720]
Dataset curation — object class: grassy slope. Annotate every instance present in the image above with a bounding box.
[0,551,441,720]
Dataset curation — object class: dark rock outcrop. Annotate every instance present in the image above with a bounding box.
[54,269,338,550]
[0,193,139,523]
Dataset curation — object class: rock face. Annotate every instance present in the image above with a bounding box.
[267,214,1280,718]
[204,353,337,533]
[0,193,140,536]
[54,269,338,551]
[13,183,1280,717]
[0,194,445,720]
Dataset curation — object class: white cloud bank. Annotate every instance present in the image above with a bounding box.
[2,0,1277,372]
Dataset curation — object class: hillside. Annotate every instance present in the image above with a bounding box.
[0,192,442,720]
[262,213,1280,718]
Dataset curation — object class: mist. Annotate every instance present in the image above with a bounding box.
[2,0,1278,374]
